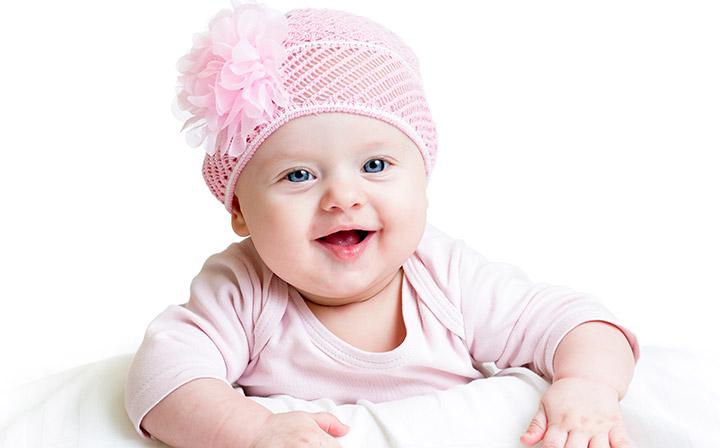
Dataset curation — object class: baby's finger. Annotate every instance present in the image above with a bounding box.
[520,403,547,445]
[565,430,590,448]
[309,412,351,437]
[540,424,568,448]
[589,433,611,448]
[609,424,634,448]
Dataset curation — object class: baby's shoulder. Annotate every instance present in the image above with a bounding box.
[195,237,275,288]
[416,225,526,287]
[410,224,469,293]
[410,223,501,307]
[414,223,487,269]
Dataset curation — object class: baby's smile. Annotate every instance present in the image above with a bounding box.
[315,229,378,262]
[317,229,371,245]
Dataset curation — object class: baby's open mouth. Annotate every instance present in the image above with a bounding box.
[318,229,371,246]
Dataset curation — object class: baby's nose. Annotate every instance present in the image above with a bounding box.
[320,178,368,212]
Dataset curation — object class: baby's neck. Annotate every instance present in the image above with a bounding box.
[302,268,406,352]
[299,268,403,310]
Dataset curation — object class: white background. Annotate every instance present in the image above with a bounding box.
[0,0,718,391]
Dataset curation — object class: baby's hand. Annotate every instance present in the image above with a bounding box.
[250,410,350,448]
[520,377,634,448]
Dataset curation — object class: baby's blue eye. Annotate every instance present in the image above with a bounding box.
[286,169,315,183]
[285,160,386,183]
[364,159,386,173]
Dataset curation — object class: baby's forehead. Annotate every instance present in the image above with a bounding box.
[274,112,407,138]
[257,113,417,157]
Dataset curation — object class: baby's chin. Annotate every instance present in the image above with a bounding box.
[301,294,361,307]
[292,268,402,307]
[294,284,376,307]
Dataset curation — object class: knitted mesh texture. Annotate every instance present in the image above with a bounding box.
[200,8,438,213]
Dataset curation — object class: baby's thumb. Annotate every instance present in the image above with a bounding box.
[309,412,351,437]
[520,403,547,445]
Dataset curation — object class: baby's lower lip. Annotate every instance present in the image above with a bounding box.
[315,231,376,262]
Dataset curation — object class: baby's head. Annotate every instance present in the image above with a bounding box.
[174,3,438,303]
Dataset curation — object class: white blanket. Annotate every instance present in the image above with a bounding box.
[1,346,718,447]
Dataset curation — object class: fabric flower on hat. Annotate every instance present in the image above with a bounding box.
[174,1,289,158]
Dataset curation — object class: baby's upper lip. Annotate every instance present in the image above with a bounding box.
[316,225,378,239]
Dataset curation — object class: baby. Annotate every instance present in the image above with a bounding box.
[125,2,640,448]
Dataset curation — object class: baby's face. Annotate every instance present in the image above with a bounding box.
[231,112,428,306]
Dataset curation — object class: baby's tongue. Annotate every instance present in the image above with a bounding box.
[320,230,361,246]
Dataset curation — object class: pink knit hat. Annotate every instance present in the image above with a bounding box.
[173,1,438,213]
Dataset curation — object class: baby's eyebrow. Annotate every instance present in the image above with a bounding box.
[261,139,396,166]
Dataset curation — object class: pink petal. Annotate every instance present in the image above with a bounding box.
[191,31,210,48]
[210,16,237,50]
[228,60,254,78]
[255,34,283,62]
[240,110,258,139]
[204,129,218,155]
[228,116,253,158]
[214,83,237,115]
[197,60,223,79]
[265,12,289,42]
[174,92,192,111]
[220,92,244,130]
[225,108,243,141]
[185,123,207,148]
[205,113,220,133]
[187,93,212,108]
[240,87,264,119]
[228,137,245,158]
[179,115,203,133]
[232,38,260,63]
[234,7,263,40]
[176,54,198,73]
[219,61,251,91]
[207,9,232,32]
[211,41,234,61]
[256,82,273,116]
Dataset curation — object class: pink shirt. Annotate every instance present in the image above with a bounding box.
[125,223,640,437]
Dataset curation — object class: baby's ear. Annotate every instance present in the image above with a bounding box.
[230,196,250,237]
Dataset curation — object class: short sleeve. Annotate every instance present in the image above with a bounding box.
[124,243,265,438]
[456,243,640,381]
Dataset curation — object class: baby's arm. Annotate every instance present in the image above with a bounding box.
[521,321,637,447]
[142,378,349,448]
[446,236,640,446]
[126,247,350,447]
[552,320,636,398]
[141,378,271,448]
[125,248,261,443]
